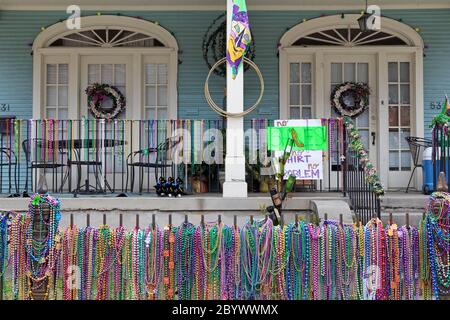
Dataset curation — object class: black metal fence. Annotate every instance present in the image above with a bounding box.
[0,119,226,196]
[432,125,450,191]
[0,117,379,207]
[342,125,381,224]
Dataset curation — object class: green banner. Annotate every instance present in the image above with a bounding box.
[267,126,328,151]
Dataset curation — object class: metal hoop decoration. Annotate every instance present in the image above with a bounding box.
[204,57,264,118]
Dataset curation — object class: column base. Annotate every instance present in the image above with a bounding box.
[223,181,248,198]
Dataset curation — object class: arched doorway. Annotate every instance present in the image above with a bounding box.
[279,14,424,190]
[32,15,179,121]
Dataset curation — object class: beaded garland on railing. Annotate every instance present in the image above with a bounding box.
[424,192,450,299]
[10,194,61,300]
[2,201,444,300]
[36,216,433,301]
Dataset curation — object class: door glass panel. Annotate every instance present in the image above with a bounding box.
[46,86,57,107]
[344,63,356,82]
[290,63,300,83]
[157,64,168,84]
[290,107,300,118]
[146,64,157,84]
[144,63,168,120]
[389,129,399,149]
[46,64,57,84]
[157,107,168,120]
[46,63,69,119]
[359,130,370,150]
[58,86,68,106]
[146,86,156,106]
[88,64,100,83]
[389,106,399,126]
[401,151,411,171]
[389,151,399,170]
[46,108,57,119]
[158,85,168,106]
[400,106,410,126]
[302,107,311,119]
[290,84,300,105]
[357,63,369,83]
[400,129,410,149]
[289,62,312,119]
[400,62,410,83]
[388,61,411,172]
[331,63,342,83]
[301,85,311,105]
[389,84,398,104]
[115,64,126,85]
[388,62,398,82]
[357,109,369,127]
[101,64,113,84]
[58,64,68,84]
[400,84,410,104]
[301,63,311,83]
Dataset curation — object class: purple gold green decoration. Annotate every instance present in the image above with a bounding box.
[227,0,252,79]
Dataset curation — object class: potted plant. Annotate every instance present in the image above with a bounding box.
[189,163,209,193]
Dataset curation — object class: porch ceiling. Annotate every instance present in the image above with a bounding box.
[1,0,449,10]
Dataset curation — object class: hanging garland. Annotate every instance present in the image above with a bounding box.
[331,82,371,117]
[86,83,126,120]
[344,116,385,195]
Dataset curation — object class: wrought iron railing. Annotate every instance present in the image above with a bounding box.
[342,120,381,224]
[0,117,376,202]
[0,119,226,196]
[432,125,450,191]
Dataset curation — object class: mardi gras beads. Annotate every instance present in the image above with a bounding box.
[0,212,10,289]
[175,222,195,300]
[419,216,431,299]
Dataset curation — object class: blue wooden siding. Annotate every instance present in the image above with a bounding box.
[0,9,449,131]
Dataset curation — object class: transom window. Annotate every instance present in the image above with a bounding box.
[49,28,165,48]
[293,27,408,47]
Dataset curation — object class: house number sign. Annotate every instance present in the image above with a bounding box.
[0,104,10,112]
[430,101,444,110]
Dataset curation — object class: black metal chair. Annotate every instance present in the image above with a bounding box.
[0,147,18,195]
[126,136,182,194]
[0,116,18,196]
[22,139,68,193]
[405,136,432,193]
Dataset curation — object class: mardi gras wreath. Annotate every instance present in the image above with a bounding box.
[331,82,371,117]
[86,83,126,120]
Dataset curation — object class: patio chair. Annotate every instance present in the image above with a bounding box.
[0,116,19,196]
[22,139,68,193]
[126,136,182,194]
[0,148,18,195]
[405,136,432,193]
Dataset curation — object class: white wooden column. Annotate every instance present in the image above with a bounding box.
[223,0,248,198]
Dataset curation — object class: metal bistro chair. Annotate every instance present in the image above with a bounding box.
[0,117,19,195]
[126,136,182,194]
[22,139,68,193]
[405,136,432,193]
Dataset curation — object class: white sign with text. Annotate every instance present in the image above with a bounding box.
[274,119,324,180]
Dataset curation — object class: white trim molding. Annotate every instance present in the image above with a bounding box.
[33,15,179,50]
[2,2,450,11]
[279,14,424,48]
[32,15,179,120]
